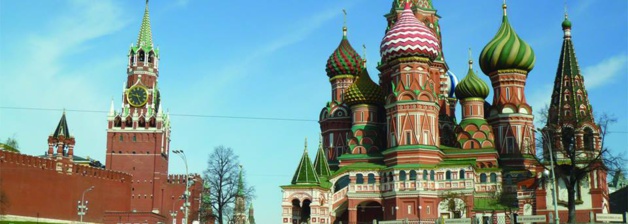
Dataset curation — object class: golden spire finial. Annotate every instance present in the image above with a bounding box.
[342,9,347,37]
[468,48,473,68]
[502,0,508,16]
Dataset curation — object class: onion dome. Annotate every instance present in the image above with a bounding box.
[562,16,572,30]
[326,27,363,78]
[456,60,490,99]
[344,67,385,106]
[380,3,440,63]
[447,70,459,98]
[479,4,535,75]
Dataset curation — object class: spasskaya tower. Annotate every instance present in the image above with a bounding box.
[105,0,171,213]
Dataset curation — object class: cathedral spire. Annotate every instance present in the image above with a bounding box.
[290,139,320,185]
[237,164,244,196]
[137,0,153,49]
[548,15,594,126]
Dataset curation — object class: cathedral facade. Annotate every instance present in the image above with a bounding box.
[280,1,609,223]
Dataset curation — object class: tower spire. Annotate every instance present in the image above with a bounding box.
[342,9,347,37]
[237,164,244,196]
[137,0,153,48]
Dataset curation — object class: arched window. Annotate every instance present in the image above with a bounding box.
[445,170,451,180]
[423,170,428,180]
[490,173,497,183]
[409,170,417,181]
[562,127,575,150]
[356,174,364,184]
[148,51,154,63]
[430,170,435,181]
[368,173,376,184]
[480,174,487,183]
[399,171,407,181]
[584,128,594,150]
[138,50,145,62]
[459,169,465,179]
[388,172,393,182]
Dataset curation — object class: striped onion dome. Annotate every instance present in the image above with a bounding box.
[380,2,440,63]
[456,60,490,99]
[479,4,535,76]
[344,67,385,106]
[326,27,363,78]
[447,70,459,98]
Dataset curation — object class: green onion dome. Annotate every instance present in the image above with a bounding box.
[456,60,490,99]
[562,16,572,29]
[479,4,535,76]
[326,27,363,78]
[344,67,385,106]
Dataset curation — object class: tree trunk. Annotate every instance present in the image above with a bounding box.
[567,185,576,223]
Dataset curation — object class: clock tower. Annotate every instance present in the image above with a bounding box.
[105,0,171,213]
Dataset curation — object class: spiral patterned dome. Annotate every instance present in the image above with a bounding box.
[326,27,363,78]
[380,3,440,63]
[479,4,535,75]
[456,60,490,99]
[447,70,459,98]
[345,67,385,106]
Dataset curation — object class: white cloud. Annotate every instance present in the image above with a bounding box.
[582,53,628,89]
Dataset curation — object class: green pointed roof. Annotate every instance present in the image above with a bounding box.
[456,60,490,99]
[479,4,535,76]
[291,139,320,185]
[313,138,332,177]
[344,67,385,106]
[52,111,70,138]
[547,15,595,126]
[137,1,153,50]
[237,165,245,196]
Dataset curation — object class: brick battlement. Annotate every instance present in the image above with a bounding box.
[0,150,130,182]
[167,173,201,184]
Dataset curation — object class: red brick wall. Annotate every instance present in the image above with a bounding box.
[0,150,131,223]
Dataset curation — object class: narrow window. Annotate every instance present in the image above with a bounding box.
[427,206,431,214]
[133,135,137,142]
[368,174,375,184]
[408,205,412,215]
[406,132,412,145]
[446,171,451,180]
[423,170,428,180]
[490,173,497,183]
[356,174,364,184]
[459,169,465,180]
[119,135,123,141]
[410,170,417,181]
[361,111,364,122]
[399,171,407,181]
[507,137,515,153]
[505,88,510,100]
[480,174,487,183]
[430,170,435,181]
[329,133,334,148]
[470,141,475,149]
[406,74,410,86]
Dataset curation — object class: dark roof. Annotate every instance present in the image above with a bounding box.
[52,112,70,138]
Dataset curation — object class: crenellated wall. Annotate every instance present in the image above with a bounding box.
[0,150,132,223]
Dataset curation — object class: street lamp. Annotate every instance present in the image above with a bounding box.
[173,150,190,224]
[78,186,94,223]
[536,128,560,224]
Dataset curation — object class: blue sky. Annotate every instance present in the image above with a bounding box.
[0,1,626,223]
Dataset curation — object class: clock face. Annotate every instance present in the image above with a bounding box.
[127,86,148,107]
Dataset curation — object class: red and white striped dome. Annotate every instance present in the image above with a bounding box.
[380,3,440,63]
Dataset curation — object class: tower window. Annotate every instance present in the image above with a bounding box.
[399,171,407,181]
[480,173,487,183]
[368,174,376,184]
[133,135,137,142]
[139,51,145,62]
[505,88,510,100]
[329,133,334,147]
[423,170,428,180]
[119,135,123,141]
[459,169,465,180]
[490,173,497,183]
[406,132,412,145]
[584,128,594,151]
[409,170,417,181]
[430,170,435,181]
[423,131,429,145]
[506,137,515,153]
[446,170,451,180]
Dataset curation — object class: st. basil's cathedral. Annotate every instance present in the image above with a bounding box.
[280,1,610,223]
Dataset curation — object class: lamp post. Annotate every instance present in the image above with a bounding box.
[173,150,190,224]
[536,128,560,224]
[78,186,94,223]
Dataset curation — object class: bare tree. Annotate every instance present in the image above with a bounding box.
[203,146,255,224]
[536,111,626,223]
[1,136,19,153]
